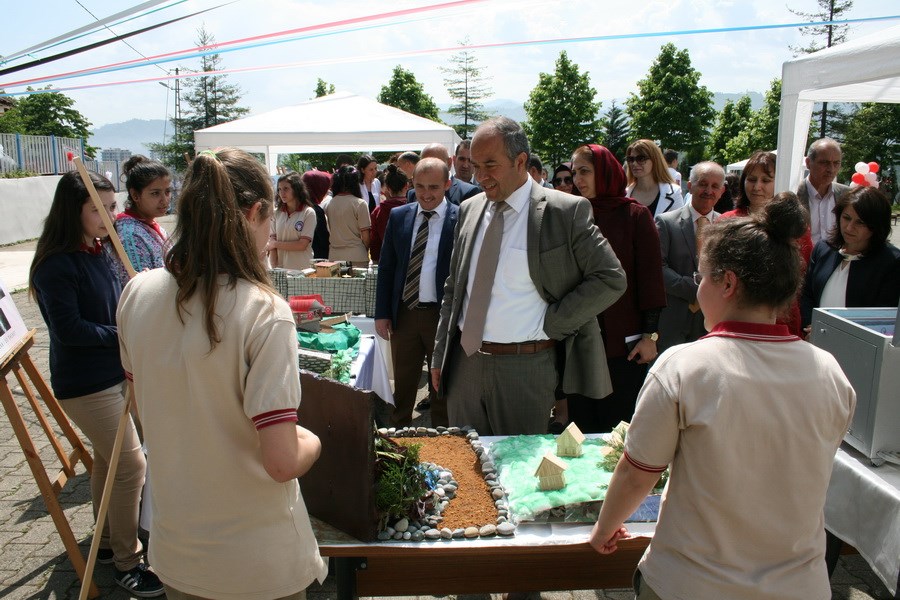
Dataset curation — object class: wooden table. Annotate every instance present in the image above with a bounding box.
[313,518,653,599]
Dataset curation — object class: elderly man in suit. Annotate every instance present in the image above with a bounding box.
[430,117,626,436]
[797,138,849,245]
[375,158,459,427]
[407,143,480,206]
[655,161,726,353]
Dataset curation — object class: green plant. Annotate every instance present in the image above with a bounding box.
[1,169,39,179]
[599,421,668,492]
[374,435,430,528]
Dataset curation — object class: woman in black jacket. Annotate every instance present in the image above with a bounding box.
[801,186,900,331]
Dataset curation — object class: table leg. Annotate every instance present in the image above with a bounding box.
[334,557,366,600]
[825,530,843,577]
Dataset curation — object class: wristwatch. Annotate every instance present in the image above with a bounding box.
[642,332,659,342]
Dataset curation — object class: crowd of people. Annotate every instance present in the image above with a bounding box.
[26,114,899,599]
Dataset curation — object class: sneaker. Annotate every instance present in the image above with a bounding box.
[96,548,114,565]
[115,563,165,598]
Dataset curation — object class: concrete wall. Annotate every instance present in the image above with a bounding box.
[0,176,127,245]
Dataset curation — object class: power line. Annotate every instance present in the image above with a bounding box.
[73,0,169,74]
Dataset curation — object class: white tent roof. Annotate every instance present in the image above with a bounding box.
[726,149,777,173]
[194,91,461,171]
[776,24,900,192]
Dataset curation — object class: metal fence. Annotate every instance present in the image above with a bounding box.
[0,132,123,190]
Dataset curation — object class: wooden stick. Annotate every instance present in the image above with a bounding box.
[78,386,135,600]
[72,160,140,599]
[72,157,137,279]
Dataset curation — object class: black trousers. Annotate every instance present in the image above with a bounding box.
[567,356,649,434]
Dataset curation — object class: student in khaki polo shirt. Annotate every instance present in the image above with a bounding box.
[590,193,855,600]
[118,148,327,600]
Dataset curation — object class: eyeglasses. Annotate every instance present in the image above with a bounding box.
[626,155,650,164]
[552,176,573,185]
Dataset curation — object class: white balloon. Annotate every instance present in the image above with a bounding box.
[864,172,878,186]
[855,162,869,174]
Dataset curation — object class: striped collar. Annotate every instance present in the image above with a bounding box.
[703,321,800,343]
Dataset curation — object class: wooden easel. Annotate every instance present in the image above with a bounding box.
[0,329,99,599]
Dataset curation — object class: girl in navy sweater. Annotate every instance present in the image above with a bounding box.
[29,171,163,597]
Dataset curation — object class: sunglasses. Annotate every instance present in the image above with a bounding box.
[552,176,573,185]
[626,155,650,164]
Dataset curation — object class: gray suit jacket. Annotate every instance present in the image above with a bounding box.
[795,179,850,212]
[655,204,711,352]
[432,182,626,399]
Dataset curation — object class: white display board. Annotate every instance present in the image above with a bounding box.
[0,278,29,361]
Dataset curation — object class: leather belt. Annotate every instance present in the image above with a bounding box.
[478,339,555,355]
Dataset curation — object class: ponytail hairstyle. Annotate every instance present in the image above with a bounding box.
[165,148,274,348]
[701,191,807,311]
[122,155,170,210]
[383,163,409,196]
[331,165,362,198]
[29,170,116,300]
[275,171,313,212]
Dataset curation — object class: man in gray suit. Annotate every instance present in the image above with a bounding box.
[656,162,726,353]
[796,138,849,245]
[430,117,626,435]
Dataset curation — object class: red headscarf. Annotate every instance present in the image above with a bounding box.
[302,170,333,204]
[582,144,636,216]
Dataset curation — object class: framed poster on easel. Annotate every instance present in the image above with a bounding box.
[0,278,28,360]
[0,278,99,598]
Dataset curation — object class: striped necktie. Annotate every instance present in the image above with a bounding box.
[401,210,435,309]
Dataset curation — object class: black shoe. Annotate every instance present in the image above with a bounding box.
[416,400,431,410]
[115,563,165,598]
[96,548,114,565]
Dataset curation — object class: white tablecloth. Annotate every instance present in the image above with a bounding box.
[825,443,900,595]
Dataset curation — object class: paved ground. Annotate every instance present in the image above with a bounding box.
[0,222,895,598]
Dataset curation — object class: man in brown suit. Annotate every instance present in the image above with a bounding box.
[431,117,626,435]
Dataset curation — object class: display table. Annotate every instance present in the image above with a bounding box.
[312,432,656,599]
[825,443,900,596]
[313,517,654,599]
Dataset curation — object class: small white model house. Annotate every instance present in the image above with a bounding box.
[535,453,568,491]
[556,422,585,458]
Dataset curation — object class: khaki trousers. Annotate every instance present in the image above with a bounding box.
[60,383,145,571]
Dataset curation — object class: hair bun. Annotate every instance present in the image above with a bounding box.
[763,192,807,242]
[122,154,148,175]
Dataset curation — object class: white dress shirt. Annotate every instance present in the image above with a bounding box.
[806,178,837,245]
[459,178,548,342]
[360,179,382,207]
[409,199,447,304]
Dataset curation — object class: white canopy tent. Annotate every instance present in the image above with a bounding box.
[194,91,461,173]
[726,149,778,173]
[775,24,900,193]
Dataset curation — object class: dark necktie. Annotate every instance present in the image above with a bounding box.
[401,210,435,309]
[460,201,510,356]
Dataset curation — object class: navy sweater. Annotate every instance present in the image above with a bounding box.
[32,249,124,400]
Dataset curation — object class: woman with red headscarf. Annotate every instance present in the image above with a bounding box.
[569,144,667,433]
[301,170,332,259]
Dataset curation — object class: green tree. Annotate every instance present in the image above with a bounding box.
[707,96,753,164]
[148,26,249,170]
[725,79,783,161]
[789,0,855,138]
[523,51,603,167]
[377,65,440,122]
[0,87,96,157]
[441,38,493,139]
[314,78,335,98]
[626,43,714,164]
[840,102,900,200]
[598,100,630,162]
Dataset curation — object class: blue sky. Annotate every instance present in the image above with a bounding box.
[2,0,896,135]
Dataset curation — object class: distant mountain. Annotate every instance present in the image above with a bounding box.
[89,119,168,155]
[712,91,765,111]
